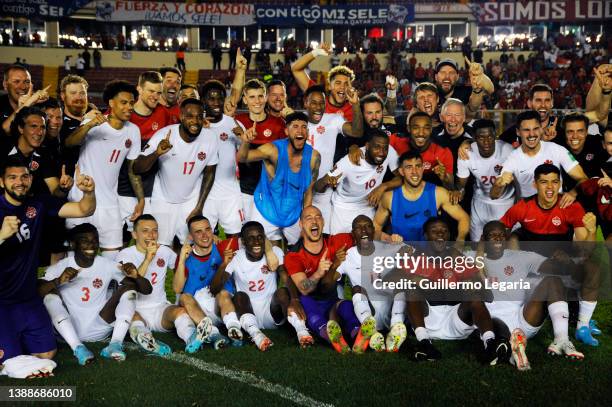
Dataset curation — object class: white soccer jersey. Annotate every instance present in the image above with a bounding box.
[307,113,345,178]
[116,245,177,308]
[208,115,241,197]
[68,120,141,207]
[43,256,125,334]
[143,124,220,204]
[330,146,399,206]
[501,141,579,197]
[225,246,284,301]
[457,140,515,204]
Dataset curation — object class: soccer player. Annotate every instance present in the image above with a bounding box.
[304,85,363,232]
[65,80,143,260]
[201,80,245,237]
[286,206,374,354]
[213,221,314,350]
[39,223,152,363]
[374,151,470,242]
[134,98,218,247]
[117,215,213,355]
[500,164,597,242]
[173,216,242,348]
[237,112,320,245]
[40,98,63,159]
[492,110,588,206]
[158,67,182,124]
[316,130,399,235]
[266,79,288,119]
[178,84,199,104]
[0,156,95,365]
[456,119,514,241]
[404,217,509,364]
[337,215,408,352]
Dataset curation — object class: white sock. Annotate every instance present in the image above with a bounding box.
[577,300,597,329]
[100,250,119,261]
[111,290,136,343]
[414,326,429,342]
[481,330,495,347]
[390,293,406,326]
[211,325,220,335]
[223,311,240,330]
[548,301,569,342]
[239,313,261,338]
[174,314,196,343]
[287,312,307,333]
[43,294,82,351]
[351,293,372,323]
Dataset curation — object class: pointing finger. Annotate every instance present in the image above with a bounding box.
[464,56,472,66]
[165,130,171,141]
[75,164,81,179]
[42,84,51,93]
[321,248,328,259]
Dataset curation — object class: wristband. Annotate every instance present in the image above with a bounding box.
[386,89,397,99]
[311,48,328,57]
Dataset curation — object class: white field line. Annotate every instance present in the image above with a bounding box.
[126,344,334,407]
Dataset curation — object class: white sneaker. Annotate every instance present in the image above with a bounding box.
[547,339,584,360]
[196,317,213,343]
[510,329,531,371]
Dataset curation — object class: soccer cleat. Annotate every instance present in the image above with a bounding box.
[100,342,126,362]
[297,330,315,349]
[326,320,350,354]
[253,332,273,351]
[132,330,171,356]
[227,326,244,347]
[414,339,441,361]
[575,326,599,347]
[73,344,94,366]
[483,337,510,366]
[196,317,213,343]
[154,340,172,356]
[369,332,386,352]
[510,329,531,371]
[547,339,584,359]
[385,322,407,353]
[185,331,204,354]
[589,320,602,336]
[207,332,229,350]
[352,316,376,354]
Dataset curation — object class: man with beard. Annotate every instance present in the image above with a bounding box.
[456,119,514,241]
[0,156,95,366]
[304,85,363,233]
[237,112,320,246]
[374,151,469,243]
[134,98,218,247]
[201,80,245,237]
[65,81,144,260]
[158,67,182,124]
[492,111,588,206]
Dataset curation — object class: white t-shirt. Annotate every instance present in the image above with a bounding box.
[307,113,345,179]
[330,146,398,207]
[208,115,241,198]
[225,246,284,301]
[143,124,219,203]
[43,256,125,335]
[116,245,177,308]
[501,141,579,197]
[457,140,514,204]
[69,120,141,207]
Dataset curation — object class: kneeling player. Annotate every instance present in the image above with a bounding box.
[337,215,408,352]
[117,215,213,355]
[39,224,152,364]
[213,221,313,350]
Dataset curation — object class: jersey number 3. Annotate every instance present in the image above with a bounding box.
[81,287,90,302]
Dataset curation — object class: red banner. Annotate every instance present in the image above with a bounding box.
[471,0,612,24]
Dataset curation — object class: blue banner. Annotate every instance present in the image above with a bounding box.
[0,0,88,19]
[255,3,415,27]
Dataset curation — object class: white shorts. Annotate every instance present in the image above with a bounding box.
[193,288,223,327]
[118,196,152,232]
[136,302,172,333]
[250,296,278,330]
[203,194,245,235]
[66,206,123,249]
[241,193,255,221]
[78,315,113,342]
[150,195,199,246]
[330,202,375,234]
[312,192,332,235]
[250,205,301,245]
[470,199,514,241]
[486,302,543,339]
[424,303,476,340]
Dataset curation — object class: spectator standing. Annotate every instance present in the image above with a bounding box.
[82,48,91,70]
[176,45,186,72]
[93,49,102,69]
[212,42,222,71]
[76,54,85,76]
[64,56,72,72]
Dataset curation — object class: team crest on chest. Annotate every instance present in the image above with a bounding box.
[261,264,271,274]
[376,165,384,173]
[25,206,37,219]
[585,153,594,161]
[494,164,503,175]
[220,132,229,141]
[544,159,553,165]
[504,265,514,276]
[125,139,132,148]
[552,216,561,226]
[263,128,272,138]
[152,122,159,131]
[29,160,39,171]
[92,278,103,289]
[198,151,206,161]
[157,258,165,267]
[316,125,325,134]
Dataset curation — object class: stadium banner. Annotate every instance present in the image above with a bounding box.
[0,0,88,19]
[470,0,612,25]
[95,1,256,26]
[254,4,415,27]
